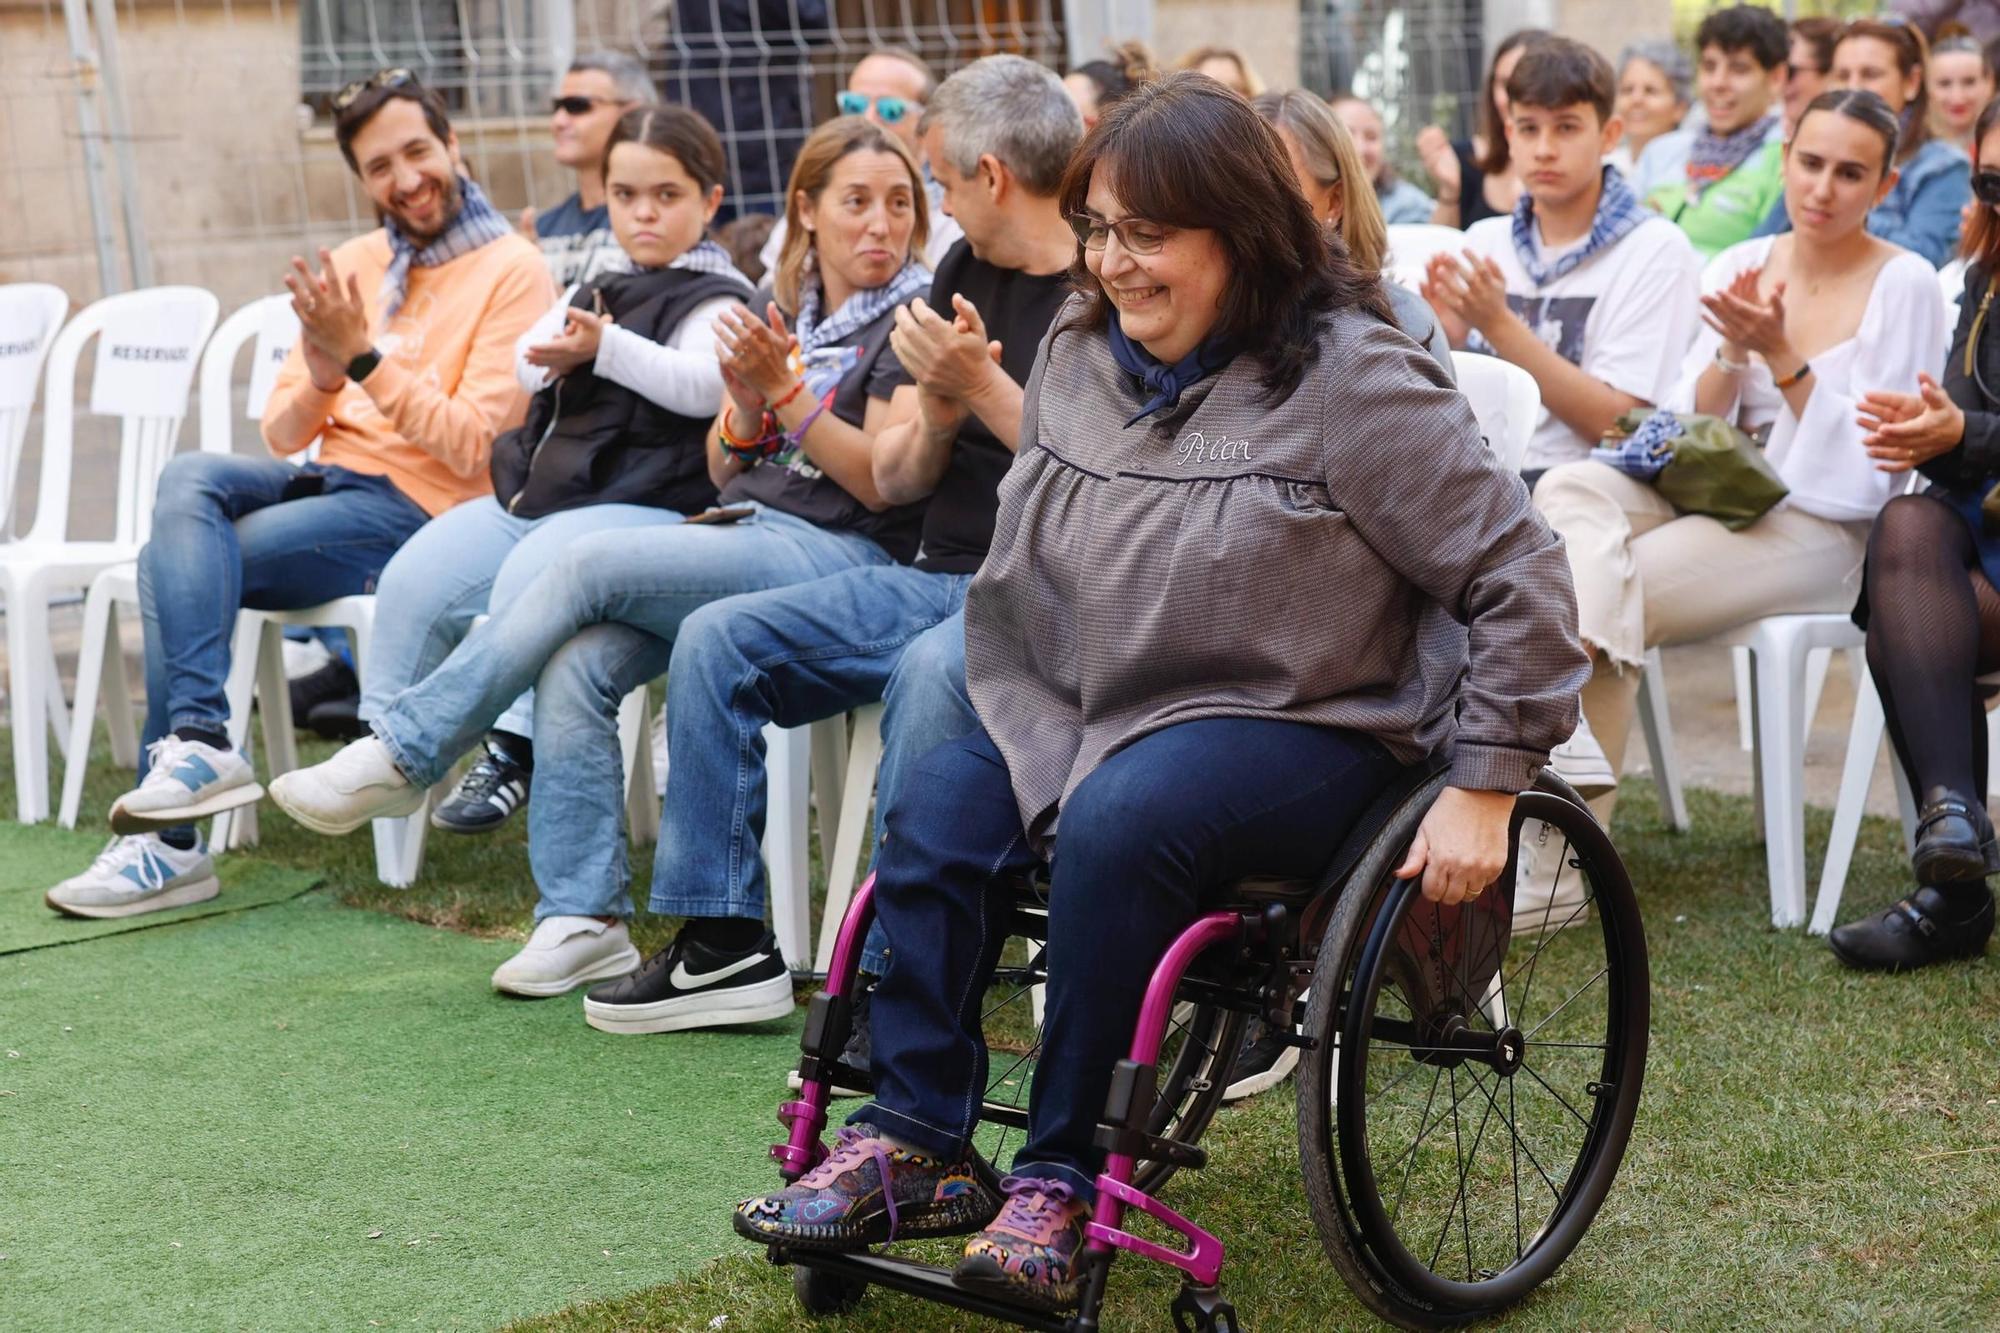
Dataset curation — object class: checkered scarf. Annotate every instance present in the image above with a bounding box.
[1686,114,1777,200]
[1509,165,1649,289]
[792,252,931,358]
[379,175,511,322]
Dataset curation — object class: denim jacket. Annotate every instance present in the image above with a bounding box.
[1755,137,1970,267]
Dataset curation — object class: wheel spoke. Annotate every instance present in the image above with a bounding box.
[1521,965,1609,1042]
[1509,1074,1523,1263]
[1461,1064,1567,1205]
[1512,833,1576,1020]
[1429,1066,1469,1271]
[1390,1064,1446,1227]
[1517,1059,1594,1132]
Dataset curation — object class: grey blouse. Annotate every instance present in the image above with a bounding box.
[964,297,1589,844]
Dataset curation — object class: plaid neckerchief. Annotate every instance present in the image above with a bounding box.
[1510,165,1649,289]
[792,253,930,358]
[1686,114,1777,200]
[379,174,511,323]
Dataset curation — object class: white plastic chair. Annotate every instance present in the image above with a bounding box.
[1453,352,1539,474]
[60,296,289,830]
[1384,222,1467,292]
[1811,669,2000,936]
[0,284,71,539]
[4,285,219,823]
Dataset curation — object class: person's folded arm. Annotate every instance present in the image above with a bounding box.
[594,296,737,417]
[515,286,578,395]
[355,252,555,479]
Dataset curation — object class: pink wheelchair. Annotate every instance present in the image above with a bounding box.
[760,763,1649,1330]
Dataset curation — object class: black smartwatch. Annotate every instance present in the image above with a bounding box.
[346,346,382,383]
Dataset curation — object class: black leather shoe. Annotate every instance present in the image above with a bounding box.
[1828,884,1995,972]
[305,696,366,740]
[1911,787,2000,885]
[288,659,356,728]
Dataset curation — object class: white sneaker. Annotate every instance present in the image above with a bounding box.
[45,834,220,919]
[268,737,424,835]
[491,916,642,997]
[1512,817,1592,939]
[108,736,263,835]
[1547,715,1617,800]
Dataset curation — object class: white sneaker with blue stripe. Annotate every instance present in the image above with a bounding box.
[108,736,264,835]
[45,833,220,919]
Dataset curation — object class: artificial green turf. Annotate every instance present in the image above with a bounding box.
[0,821,321,955]
[0,889,804,1331]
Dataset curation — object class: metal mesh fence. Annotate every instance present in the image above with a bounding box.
[1299,0,1485,183]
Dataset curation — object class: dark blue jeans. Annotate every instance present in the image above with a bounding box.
[855,718,1403,1200]
[136,454,430,774]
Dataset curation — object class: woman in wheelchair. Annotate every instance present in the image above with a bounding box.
[732,73,1593,1316]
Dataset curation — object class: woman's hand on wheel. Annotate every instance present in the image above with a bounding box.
[1395,786,1516,905]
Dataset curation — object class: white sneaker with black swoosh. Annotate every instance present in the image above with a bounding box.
[581,925,795,1035]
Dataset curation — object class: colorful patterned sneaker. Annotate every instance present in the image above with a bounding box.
[108,736,262,835]
[732,1124,1000,1251]
[951,1175,1092,1313]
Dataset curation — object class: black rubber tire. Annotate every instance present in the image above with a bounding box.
[792,1263,868,1316]
[1296,775,1649,1330]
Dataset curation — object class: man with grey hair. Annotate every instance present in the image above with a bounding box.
[523,50,658,286]
[578,53,1083,1041]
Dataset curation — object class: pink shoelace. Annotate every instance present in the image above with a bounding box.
[800,1126,904,1240]
[994,1175,1076,1240]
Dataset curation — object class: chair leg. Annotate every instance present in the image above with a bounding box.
[1802,646,1833,737]
[212,614,269,852]
[43,635,70,761]
[808,713,848,861]
[1747,634,1811,928]
[7,583,53,823]
[1733,644,1755,752]
[620,687,658,848]
[814,705,885,976]
[1636,648,1690,832]
[1812,663,1887,936]
[102,614,138,769]
[58,588,117,829]
[764,723,814,973]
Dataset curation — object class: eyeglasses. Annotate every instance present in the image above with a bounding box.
[1066,212,1171,255]
[332,67,417,113]
[552,94,615,116]
[837,91,916,123]
[1975,169,2000,207]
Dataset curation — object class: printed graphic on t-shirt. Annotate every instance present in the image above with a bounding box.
[765,345,860,479]
[1473,294,1594,367]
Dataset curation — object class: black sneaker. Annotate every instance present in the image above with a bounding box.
[288,660,357,728]
[1221,1017,1301,1103]
[431,739,531,834]
[583,926,796,1034]
[788,978,874,1097]
[305,696,366,740]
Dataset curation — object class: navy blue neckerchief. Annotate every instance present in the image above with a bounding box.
[1108,319,1235,427]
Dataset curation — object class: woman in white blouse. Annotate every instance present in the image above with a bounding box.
[1534,88,1946,826]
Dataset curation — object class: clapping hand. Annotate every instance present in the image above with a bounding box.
[1420,250,1510,334]
[889,295,1002,403]
[1700,267,1791,365]
[1858,372,1965,471]
[284,249,372,388]
[716,303,801,404]
[524,306,611,378]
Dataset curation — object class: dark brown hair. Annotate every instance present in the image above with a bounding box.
[334,80,453,174]
[1478,29,1550,176]
[1505,37,1616,124]
[1963,94,2000,268]
[1058,72,1390,402]
[1835,18,1934,163]
[1794,87,1900,179]
[1790,16,1843,79]
[602,104,728,193]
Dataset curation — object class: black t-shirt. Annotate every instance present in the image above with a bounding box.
[720,287,924,562]
[891,241,1072,574]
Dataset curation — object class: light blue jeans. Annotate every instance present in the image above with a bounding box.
[358,495,683,741]
[367,504,891,919]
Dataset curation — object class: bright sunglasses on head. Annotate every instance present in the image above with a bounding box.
[837,91,915,123]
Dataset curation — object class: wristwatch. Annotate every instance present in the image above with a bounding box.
[346,346,382,383]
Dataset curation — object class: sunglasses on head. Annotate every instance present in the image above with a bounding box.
[1976,170,2000,207]
[333,67,417,113]
[837,91,914,123]
[552,94,615,116]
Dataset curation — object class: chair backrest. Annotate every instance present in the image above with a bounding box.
[1452,352,1540,473]
[1385,223,1466,290]
[0,283,73,538]
[26,285,220,548]
[199,295,300,458]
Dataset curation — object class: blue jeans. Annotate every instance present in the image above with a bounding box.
[359,496,683,740]
[367,505,891,919]
[647,568,973,927]
[855,720,1401,1200]
[136,453,429,777]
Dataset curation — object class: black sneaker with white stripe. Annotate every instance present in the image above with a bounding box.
[431,737,531,834]
[583,926,795,1035]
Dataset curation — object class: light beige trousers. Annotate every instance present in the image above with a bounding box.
[1533,461,1871,822]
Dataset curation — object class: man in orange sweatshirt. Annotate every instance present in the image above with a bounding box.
[45,71,552,920]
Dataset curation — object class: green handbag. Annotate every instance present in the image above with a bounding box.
[1604,407,1790,531]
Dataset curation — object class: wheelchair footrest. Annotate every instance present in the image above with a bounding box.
[1086,1175,1224,1286]
[1093,1122,1207,1171]
[773,1245,1081,1332]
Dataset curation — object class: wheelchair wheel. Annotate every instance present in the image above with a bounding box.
[973,939,1245,1196]
[1297,777,1648,1329]
[792,1264,867,1315]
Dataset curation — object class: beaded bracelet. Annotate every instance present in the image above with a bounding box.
[719,404,784,465]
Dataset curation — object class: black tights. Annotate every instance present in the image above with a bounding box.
[1863,495,2000,805]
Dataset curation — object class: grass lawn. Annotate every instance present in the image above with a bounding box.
[18,733,2000,1331]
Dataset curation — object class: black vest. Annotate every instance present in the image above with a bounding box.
[490,264,751,520]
